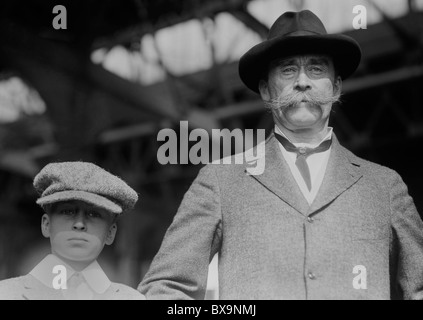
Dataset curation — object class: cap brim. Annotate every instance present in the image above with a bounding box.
[239,34,362,93]
[36,190,122,214]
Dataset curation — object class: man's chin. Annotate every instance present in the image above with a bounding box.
[286,112,321,126]
[286,115,322,128]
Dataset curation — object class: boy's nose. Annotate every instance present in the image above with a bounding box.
[72,213,87,231]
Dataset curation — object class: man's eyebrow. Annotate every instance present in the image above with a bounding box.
[273,57,330,67]
[308,57,330,66]
[277,58,297,66]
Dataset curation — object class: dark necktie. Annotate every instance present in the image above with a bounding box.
[275,134,332,191]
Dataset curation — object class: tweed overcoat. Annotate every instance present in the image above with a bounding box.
[139,133,423,300]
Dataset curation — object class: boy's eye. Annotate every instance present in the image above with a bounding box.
[87,211,101,218]
[60,209,76,215]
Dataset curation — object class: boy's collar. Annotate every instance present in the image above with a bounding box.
[29,254,111,294]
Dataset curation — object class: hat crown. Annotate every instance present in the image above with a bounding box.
[268,10,327,40]
[238,9,361,93]
[34,162,138,213]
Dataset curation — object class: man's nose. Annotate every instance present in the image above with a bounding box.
[294,68,312,91]
[72,212,87,231]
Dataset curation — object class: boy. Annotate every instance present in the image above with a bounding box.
[0,161,145,300]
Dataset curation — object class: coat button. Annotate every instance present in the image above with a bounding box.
[308,272,316,280]
[307,216,314,223]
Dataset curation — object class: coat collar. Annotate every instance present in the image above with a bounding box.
[21,274,122,300]
[29,254,111,294]
[249,132,362,216]
[308,134,363,215]
[22,254,118,300]
[21,274,63,300]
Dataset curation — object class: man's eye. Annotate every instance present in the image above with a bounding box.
[281,67,297,74]
[309,66,324,73]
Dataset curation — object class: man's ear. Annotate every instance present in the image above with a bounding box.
[105,223,117,245]
[41,214,51,238]
[333,76,342,96]
[258,80,270,101]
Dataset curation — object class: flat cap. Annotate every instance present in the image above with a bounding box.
[34,162,139,214]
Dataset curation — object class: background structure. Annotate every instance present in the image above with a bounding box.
[0,0,422,299]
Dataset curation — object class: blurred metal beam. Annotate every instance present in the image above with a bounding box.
[366,0,423,51]
[92,0,253,50]
[211,64,423,120]
[0,20,181,121]
[342,64,423,93]
[0,151,39,177]
[230,9,269,39]
[99,122,158,144]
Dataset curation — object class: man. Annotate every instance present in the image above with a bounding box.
[0,161,145,300]
[139,10,423,299]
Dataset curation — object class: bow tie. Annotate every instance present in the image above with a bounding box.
[275,134,332,191]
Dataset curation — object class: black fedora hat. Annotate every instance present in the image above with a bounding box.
[239,10,361,93]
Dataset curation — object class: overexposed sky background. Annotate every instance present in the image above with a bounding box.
[1,0,423,122]
[0,77,46,123]
[94,0,423,85]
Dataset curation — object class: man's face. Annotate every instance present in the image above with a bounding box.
[259,54,341,132]
[41,200,117,265]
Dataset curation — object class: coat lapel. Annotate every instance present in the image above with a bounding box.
[249,132,362,217]
[308,134,363,215]
[249,133,310,215]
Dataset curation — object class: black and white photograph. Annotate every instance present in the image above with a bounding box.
[0,0,423,304]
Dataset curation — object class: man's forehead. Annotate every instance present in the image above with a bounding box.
[271,54,333,66]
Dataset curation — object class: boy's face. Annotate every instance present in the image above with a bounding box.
[41,200,117,266]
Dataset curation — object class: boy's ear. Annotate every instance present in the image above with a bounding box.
[105,223,117,245]
[41,214,51,238]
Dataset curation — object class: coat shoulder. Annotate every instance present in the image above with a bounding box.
[0,275,28,300]
[109,282,146,300]
[342,146,399,178]
[207,132,268,176]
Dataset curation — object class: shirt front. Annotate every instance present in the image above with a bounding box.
[29,254,111,300]
[275,125,332,205]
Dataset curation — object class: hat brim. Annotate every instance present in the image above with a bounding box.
[239,34,361,93]
[36,190,122,214]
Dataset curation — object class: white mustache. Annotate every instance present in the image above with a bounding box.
[264,91,341,110]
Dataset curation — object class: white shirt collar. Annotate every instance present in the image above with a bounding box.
[274,125,333,205]
[29,254,111,294]
[274,125,333,149]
